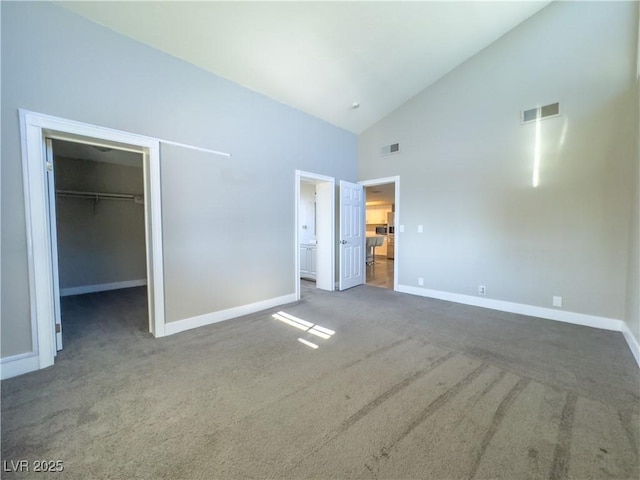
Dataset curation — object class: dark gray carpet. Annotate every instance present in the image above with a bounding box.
[2,284,639,479]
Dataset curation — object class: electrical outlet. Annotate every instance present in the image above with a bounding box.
[553,296,563,308]
[418,277,424,286]
[478,285,486,295]
[417,225,423,233]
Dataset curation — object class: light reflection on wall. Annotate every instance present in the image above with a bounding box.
[533,116,542,188]
[532,112,566,188]
[558,118,569,149]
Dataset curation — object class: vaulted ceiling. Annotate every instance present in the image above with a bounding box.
[58,1,552,134]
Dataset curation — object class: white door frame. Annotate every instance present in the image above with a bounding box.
[295,170,335,300]
[19,109,166,371]
[360,176,400,291]
[45,138,63,351]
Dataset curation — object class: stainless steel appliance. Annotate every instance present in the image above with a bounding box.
[387,212,395,259]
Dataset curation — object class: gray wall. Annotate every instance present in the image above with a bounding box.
[54,156,146,290]
[1,2,356,357]
[359,1,638,322]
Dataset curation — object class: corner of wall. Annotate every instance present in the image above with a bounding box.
[623,11,640,363]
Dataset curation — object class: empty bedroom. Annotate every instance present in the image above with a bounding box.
[2,1,639,479]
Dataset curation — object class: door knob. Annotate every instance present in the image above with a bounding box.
[340,240,347,244]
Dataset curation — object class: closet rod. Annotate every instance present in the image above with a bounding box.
[56,190,142,201]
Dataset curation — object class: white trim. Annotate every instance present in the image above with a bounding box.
[621,322,640,368]
[21,115,57,369]
[296,170,335,183]
[19,109,167,377]
[360,176,400,291]
[0,353,40,380]
[295,174,301,301]
[60,279,147,297]
[165,293,297,336]
[44,132,143,154]
[45,138,63,351]
[24,109,230,158]
[146,143,165,338]
[397,284,624,331]
[18,112,41,359]
[158,138,230,158]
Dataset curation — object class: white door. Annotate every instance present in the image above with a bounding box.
[339,180,364,290]
[45,138,63,351]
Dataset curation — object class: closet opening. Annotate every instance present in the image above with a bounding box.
[48,139,148,350]
[19,110,165,373]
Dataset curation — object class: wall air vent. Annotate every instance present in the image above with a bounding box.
[381,143,400,156]
[521,102,560,124]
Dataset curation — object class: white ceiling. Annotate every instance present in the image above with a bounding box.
[58,1,551,134]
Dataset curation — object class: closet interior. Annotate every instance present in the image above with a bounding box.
[51,139,148,345]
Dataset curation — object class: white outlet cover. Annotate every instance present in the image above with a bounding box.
[553,296,563,307]
[399,225,404,233]
[417,225,423,233]
[418,277,424,286]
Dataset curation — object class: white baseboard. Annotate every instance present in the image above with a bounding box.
[165,293,298,336]
[621,322,640,368]
[60,279,147,297]
[397,284,623,332]
[0,352,40,380]
[398,284,640,368]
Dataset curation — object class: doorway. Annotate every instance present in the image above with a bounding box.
[50,139,147,349]
[360,176,400,291]
[295,171,335,300]
[20,110,165,371]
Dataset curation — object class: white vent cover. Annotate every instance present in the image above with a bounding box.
[522,102,560,124]
[381,143,400,156]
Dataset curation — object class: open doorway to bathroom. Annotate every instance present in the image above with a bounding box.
[295,171,335,300]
